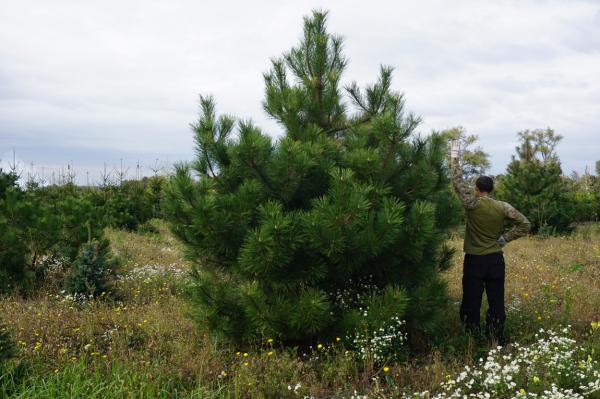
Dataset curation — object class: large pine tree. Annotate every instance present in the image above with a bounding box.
[164,11,459,346]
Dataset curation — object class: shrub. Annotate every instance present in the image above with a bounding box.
[63,239,120,296]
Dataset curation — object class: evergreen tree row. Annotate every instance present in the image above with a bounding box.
[0,168,167,294]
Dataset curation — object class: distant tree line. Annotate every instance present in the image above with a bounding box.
[0,166,168,294]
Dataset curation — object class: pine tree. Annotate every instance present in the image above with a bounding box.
[496,129,573,233]
[0,169,28,292]
[164,10,458,347]
[63,239,119,296]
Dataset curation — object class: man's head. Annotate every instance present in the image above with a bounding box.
[475,176,494,196]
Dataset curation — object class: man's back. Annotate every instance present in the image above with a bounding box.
[464,197,529,255]
[465,197,505,255]
[450,156,531,254]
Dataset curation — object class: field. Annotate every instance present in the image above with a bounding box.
[1,222,599,398]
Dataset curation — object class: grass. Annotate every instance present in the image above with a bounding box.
[1,222,599,398]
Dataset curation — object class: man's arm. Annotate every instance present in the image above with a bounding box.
[499,201,531,243]
[449,142,478,210]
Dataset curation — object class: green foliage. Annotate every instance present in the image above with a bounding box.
[0,323,16,368]
[0,171,29,291]
[496,128,574,233]
[165,11,458,347]
[1,161,168,294]
[567,169,599,223]
[63,239,120,296]
[54,195,105,261]
[0,171,107,293]
[0,358,199,399]
[99,176,167,231]
[0,169,19,198]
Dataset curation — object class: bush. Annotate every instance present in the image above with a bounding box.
[63,239,120,296]
[0,323,16,368]
[164,11,458,347]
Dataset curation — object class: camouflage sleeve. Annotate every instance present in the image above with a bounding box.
[450,156,478,210]
[499,201,531,242]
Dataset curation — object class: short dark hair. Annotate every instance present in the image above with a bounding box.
[475,176,494,193]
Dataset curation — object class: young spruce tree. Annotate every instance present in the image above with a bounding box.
[164,11,458,347]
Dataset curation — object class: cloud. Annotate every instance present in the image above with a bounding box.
[1,0,599,182]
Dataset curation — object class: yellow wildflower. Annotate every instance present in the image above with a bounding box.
[383,366,390,373]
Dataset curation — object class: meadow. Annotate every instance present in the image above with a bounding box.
[1,221,599,398]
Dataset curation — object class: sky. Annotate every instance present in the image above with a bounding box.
[1,0,599,184]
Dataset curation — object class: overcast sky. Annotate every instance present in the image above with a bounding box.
[1,0,599,183]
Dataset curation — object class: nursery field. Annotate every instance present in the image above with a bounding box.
[1,222,599,398]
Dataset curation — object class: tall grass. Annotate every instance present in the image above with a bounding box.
[1,221,599,398]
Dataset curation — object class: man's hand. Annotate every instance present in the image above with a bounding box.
[498,235,507,248]
[450,139,460,159]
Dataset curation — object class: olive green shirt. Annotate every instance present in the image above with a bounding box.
[450,158,531,255]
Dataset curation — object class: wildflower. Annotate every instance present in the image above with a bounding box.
[243,362,249,367]
[533,376,540,384]
[267,351,273,356]
[243,352,248,357]
[383,366,390,373]
[84,344,92,351]
[336,337,341,342]
[317,343,323,350]
[267,338,273,343]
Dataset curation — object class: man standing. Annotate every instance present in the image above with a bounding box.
[449,141,530,345]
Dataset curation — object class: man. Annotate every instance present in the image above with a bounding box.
[449,141,530,345]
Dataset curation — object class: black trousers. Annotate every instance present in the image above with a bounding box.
[459,252,506,343]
